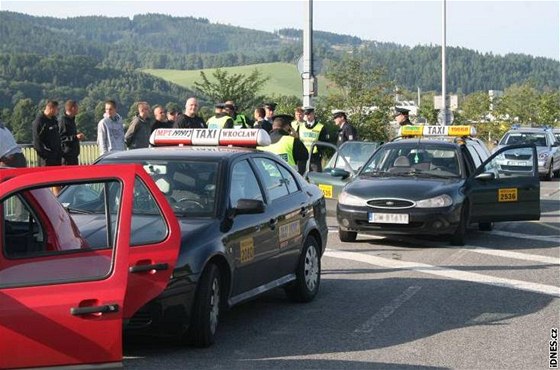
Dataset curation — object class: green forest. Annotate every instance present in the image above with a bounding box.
[0,11,558,143]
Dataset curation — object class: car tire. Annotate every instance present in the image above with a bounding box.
[450,203,469,246]
[339,228,357,242]
[478,222,493,231]
[187,263,221,347]
[545,160,554,181]
[285,237,321,303]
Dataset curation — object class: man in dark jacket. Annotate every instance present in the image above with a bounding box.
[33,100,62,166]
[333,109,358,146]
[125,101,152,149]
[59,100,85,165]
[395,107,413,126]
[151,105,173,133]
[174,97,206,129]
[252,107,272,133]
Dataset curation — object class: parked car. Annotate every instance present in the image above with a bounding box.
[306,140,380,215]
[495,127,560,180]
[59,128,328,347]
[0,165,181,369]
[335,126,541,245]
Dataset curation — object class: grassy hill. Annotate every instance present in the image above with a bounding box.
[143,62,332,97]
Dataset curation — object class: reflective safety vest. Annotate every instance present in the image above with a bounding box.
[298,122,323,154]
[258,135,296,166]
[207,115,231,129]
[233,114,248,129]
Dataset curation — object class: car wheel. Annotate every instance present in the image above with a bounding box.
[478,222,493,231]
[187,263,221,347]
[450,203,469,246]
[339,227,357,242]
[545,160,554,181]
[285,237,321,303]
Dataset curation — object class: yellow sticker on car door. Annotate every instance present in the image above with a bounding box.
[318,184,333,198]
[498,188,518,202]
[240,238,255,263]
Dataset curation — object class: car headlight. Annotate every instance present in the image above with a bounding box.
[338,191,368,207]
[538,152,549,160]
[415,194,453,208]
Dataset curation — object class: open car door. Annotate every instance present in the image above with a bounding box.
[467,144,541,223]
[0,165,180,369]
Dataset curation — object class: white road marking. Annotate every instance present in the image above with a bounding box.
[488,230,559,243]
[528,220,560,232]
[354,286,422,334]
[324,249,560,297]
[464,247,560,265]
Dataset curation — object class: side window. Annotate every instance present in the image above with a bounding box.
[229,160,263,207]
[1,180,120,288]
[466,145,483,168]
[253,158,290,201]
[489,146,536,179]
[131,177,168,246]
[278,164,299,194]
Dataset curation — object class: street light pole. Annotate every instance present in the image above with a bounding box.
[302,0,314,108]
[441,0,447,125]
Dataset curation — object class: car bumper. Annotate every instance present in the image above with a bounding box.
[337,203,462,236]
[125,277,197,337]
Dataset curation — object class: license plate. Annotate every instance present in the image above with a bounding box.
[318,184,333,198]
[368,213,409,224]
[507,160,528,166]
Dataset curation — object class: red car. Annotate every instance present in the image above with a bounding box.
[0,164,181,369]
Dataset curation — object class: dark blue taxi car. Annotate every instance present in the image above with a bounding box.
[335,126,541,245]
[58,129,328,347]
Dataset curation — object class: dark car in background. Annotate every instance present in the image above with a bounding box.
[58,129,328,347]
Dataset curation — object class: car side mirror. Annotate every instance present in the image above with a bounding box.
[234,199,265,216]
[475,172,495,181]
[330,168,350,179]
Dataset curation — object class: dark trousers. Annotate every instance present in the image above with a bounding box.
[62,156,79,165]
[39,156,62,166]
[309,155,323,172]
[0,152,27,168]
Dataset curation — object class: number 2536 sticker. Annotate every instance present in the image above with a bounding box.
[498,188,518,202]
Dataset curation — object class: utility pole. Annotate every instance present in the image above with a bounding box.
[302,0,314,108]
[441,0,447,125]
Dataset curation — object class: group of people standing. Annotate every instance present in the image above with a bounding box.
[1,96,361,177]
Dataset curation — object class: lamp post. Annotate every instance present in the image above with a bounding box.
[302,0,314,108]
[441,0,447,126]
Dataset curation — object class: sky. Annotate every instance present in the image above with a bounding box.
[1,0,559,61]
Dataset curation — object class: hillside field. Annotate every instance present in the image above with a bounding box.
[143,62,332,97]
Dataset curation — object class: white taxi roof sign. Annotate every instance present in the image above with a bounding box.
[149,128,271,147]
[399,125,476,137]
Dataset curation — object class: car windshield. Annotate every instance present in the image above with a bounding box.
[61,159,219,217]
[360,143,462,178]
[502,132,547,147]
[325,141,379,172]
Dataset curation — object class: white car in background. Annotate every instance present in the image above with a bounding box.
[495,127,560,180]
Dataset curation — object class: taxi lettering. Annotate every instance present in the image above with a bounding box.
[194,129,218,139]
[426,126,447,136]
[221,130,258,139]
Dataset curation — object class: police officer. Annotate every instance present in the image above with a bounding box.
[263,102,277,126]
[225,101,249,129]
[395,107,412,126]
[333,109,358,146]
[258,114,308,175]
[297,107,329,172]
[206,103,234,129]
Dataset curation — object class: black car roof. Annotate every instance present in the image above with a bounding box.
[99,146,258,162]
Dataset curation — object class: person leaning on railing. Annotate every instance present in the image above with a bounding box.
[0,120,27,168]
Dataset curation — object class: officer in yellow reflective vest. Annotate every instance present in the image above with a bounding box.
[258,114,309,175]
[298,107,330,172]
[206,103,234,129]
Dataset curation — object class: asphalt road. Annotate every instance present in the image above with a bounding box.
[124,179,559,369]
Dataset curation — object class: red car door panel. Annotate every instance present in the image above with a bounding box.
[0,165,180,369]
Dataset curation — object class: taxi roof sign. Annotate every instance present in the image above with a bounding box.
[149,128,271,147]
[399,125,476,137]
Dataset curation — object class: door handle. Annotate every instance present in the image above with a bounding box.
[269,218,278,229]
[71,304,119,316]
[129,263,169,273]
[300,207,308,217]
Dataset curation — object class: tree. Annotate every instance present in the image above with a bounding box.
[76,111,96,141]
[495,83,540,123]
[461,91,490,122]
[11,98,36,143]
[193,68,269,112]
[323,56,394,141]
[538,91,560,126]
